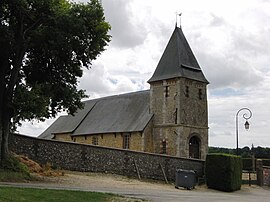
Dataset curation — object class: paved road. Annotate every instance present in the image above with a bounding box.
[0,173,269,202]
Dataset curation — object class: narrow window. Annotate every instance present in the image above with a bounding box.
[123,133,130,149]
[92,136,98,145]
[161,139,167,154]
[198,89,202,100]
[189,136,200,159]
[174,108,178,124]
[185,86,189,97]
[165,86,169,97]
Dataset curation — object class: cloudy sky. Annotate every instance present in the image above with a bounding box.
[19,0,270,148]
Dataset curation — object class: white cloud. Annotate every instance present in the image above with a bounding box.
[102,0,147,48]
[78,63,144,98]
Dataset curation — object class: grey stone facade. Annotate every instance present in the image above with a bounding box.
[150,78,208,159]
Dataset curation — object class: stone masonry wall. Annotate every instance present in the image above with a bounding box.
[150,78,208,159]
[55,132,144,152]
[9,134,204,182]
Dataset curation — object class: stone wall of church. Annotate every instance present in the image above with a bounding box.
[179,78,208,127]
[150,79,178,125]
[54,133,73,141]
[152,125,178,156]
[142,118,154,153]
[55,132,144,152]
[150,77,208,160]
[9,134,205,182]
[180,126,208,159]
[152,125,208,159]
[178,78,208,159]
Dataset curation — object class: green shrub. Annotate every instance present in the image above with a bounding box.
[242,158,252,170]
[205,153,242,192]
[0,155,31,182]
[262,159,270,166]
[0,169,32,182]
[1,155,29,174]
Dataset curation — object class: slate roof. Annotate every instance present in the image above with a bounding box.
[39,90,153,139]
[148,27,209,83]
[38,100,97,139]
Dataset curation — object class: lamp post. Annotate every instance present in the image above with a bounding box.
[236,108,252,155]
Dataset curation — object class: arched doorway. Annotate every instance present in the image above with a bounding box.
[189,136,201,159]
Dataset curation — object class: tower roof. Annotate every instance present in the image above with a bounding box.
[148,27,208,83]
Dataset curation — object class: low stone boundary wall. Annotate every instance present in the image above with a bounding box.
[9,134,204,182]
[262,166,270,186]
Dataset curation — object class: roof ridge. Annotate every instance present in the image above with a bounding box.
[83,89,150,103]
[176,27,184,76]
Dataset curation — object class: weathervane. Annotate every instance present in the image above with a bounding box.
[175,12,182,28]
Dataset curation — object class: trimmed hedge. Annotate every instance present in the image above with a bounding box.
[205,153,242,192]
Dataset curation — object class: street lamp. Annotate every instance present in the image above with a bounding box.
[236,108,252,155]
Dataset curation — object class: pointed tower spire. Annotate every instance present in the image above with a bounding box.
[148,27,208,84]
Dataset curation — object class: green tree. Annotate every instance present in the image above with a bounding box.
[0,0,110,167]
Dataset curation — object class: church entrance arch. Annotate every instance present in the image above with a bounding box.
[189,135,201,159]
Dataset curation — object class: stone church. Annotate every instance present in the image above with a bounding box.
[39,26,209,159]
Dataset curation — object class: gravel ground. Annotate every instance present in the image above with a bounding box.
[33,171,175,201]
[1,171,270,202]
[36,170,176,193]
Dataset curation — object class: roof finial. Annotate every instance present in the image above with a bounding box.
[175,12,178,27]
[175,12,182,28]
[179,13,182,28]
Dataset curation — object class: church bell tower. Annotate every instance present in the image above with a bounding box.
[148,26,209,159]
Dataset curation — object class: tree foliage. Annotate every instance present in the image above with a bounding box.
[0,0,110,165]
[209,146,270,159]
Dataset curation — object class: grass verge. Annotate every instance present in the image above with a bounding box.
[0,155,33,182]
[0,169,32,182]
[0,187,114,202]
